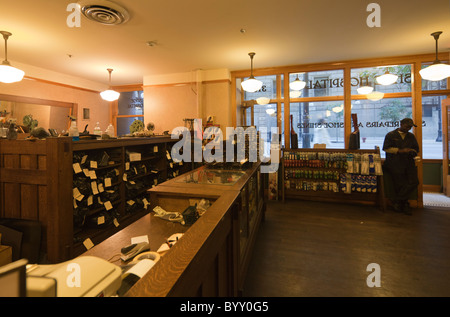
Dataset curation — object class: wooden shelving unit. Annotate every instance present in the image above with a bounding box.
[0,136,193,263]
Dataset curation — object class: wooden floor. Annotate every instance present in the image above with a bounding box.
[242,199,450,297]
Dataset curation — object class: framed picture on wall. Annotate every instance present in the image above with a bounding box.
[83,108,90,120]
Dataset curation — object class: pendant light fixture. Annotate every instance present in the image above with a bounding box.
[0,31,25,83]
[375,68,398,86]
[419,31,450,81]
[256,97,270,105]
[289,74,306,91]
[357,85,373,95]
[100,68,120,101]
[241,52,263,93]
[366,90,384,101]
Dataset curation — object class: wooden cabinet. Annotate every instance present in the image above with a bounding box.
[282,148,385,209]
[0,136,191,263]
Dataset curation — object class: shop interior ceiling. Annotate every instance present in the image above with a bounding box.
[1,0,449,86]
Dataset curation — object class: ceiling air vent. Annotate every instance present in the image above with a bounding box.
[78,0,130,25]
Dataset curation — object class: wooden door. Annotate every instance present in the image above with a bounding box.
[443,98,450,196]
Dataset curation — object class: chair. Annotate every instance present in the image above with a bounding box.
[0,218,42,263]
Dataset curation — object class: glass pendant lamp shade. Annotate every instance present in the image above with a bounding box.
[357,86,373,94]
[419,62,450,81]
[100,68,120,101]
[289,75,306,90]
[241,76,263,92]
[367,91,384,101]
[0,63,25,83]
[256,97,270,105]
[0,31,24,83]
[376,71,398,85]
[289,90,302,98]
[241,52,263,92]
[420,31,450,81]
[100,89,120,101]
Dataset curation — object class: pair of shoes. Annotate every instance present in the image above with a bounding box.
[402,202,412,215]
[393,202,403,213]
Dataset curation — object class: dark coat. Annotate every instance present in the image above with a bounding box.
[382,128,419,171]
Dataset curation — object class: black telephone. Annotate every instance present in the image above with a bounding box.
[120,242,150,262]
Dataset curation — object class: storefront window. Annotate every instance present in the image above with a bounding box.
[252,103,280,157]
[422,95,445,159]
[243,75,278,101]
[290,101,345,149]
[117,117,144,136]
[350,64,412,95]
[118,91,144,115]
[289,70,344,98]
[116,90,144,136]
[350,97,412,156]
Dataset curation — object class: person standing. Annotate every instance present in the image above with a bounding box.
[382,118,420,215]
[313,118,331,148]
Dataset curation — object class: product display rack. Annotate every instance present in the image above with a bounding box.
[282,147,386,209]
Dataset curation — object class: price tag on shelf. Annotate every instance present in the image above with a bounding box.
[73,187,82,199]
[73,163,82,174]
[97,216,105,225]
[83,238,94,250]
[104,201,113,211]
[91,181,99,195]
[87,195,93,206]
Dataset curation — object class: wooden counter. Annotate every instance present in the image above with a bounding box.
[82,163,266,297]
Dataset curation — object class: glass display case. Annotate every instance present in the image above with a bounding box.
[175,168,246,185]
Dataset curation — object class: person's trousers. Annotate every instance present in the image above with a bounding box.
[388,166,419,202]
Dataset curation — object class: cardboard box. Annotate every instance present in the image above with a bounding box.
[0,245,12,267]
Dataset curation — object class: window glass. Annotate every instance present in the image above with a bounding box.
[243,75,277,101]
[289,70,344,98]
[351,65,411,95]
[421,61,449,91]
[350,97,413,156]
[117,117,144,136]
[253,103,280,158]
[118,91,144,116]
[290,101,345,149]
[422,95,445,159]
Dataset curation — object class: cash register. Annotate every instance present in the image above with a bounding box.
[25,256,122,297]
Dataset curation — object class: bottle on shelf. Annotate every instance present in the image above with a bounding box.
[106,123,115,138]
[68,121,80,141]
[93,122,102,138]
